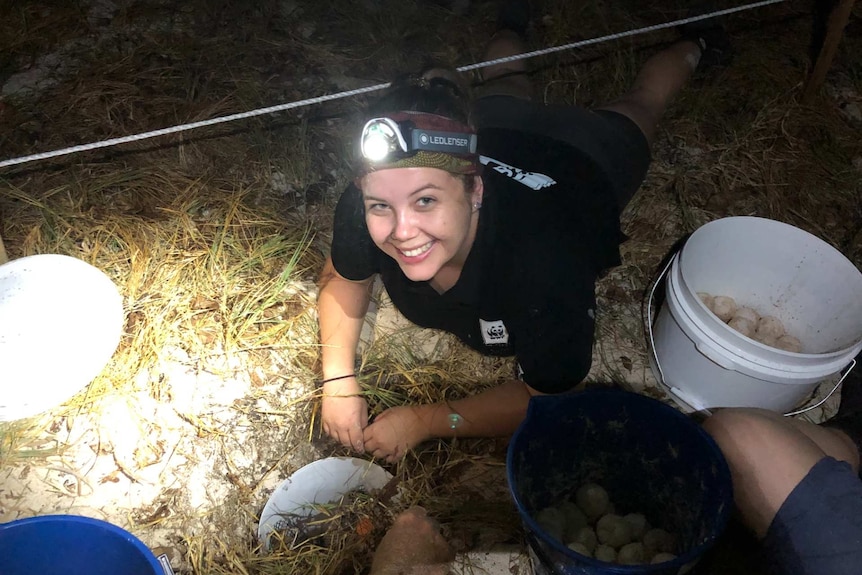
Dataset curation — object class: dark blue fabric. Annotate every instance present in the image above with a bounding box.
[764,456,862,575]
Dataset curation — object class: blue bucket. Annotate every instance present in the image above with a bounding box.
[507,390,732,575]
[0,515,164,575]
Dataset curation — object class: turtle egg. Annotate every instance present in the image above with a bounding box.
[776,334,803,353]
[560,501,588,537]
[575,483,610,520]
[756,315,785,341]
[733,306,760,323]
[651,552,677,564]
[569,526,598,553]
[711,296,737,322]
[728,316,756,338]
[596,514,633,548]
[623,513,648,541]
[566,542,592,557]
[698,292,714,310]
[594,544,616,563]
[618,542,646,565]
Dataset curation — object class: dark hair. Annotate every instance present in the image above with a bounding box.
[366,69,473,125]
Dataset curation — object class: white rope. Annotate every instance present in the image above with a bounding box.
[457,0,787,72]
[0,0,787,169]
[0,83,390,169]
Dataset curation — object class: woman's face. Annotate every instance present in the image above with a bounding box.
[361,167,483,283]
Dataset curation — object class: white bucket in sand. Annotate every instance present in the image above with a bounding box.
[257,457,394,551]
[651,216,862,413]
[0,254,124,421]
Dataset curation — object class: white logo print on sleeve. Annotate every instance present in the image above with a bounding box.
[480,156,557,190]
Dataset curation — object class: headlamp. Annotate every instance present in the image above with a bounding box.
[358,112,479,174]
[360,117,408,163]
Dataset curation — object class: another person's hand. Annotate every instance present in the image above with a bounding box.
[363,406,430,463]
[321,378,368,452]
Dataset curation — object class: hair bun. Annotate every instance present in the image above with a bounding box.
[428,76,467,99]
[367,68,472,124]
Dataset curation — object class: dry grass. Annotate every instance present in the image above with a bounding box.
[1,0,861,573]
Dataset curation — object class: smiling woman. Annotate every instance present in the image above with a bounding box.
[316,14,711,462]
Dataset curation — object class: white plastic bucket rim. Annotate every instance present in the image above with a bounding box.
[0,254,124,421]
[257,457,394,551]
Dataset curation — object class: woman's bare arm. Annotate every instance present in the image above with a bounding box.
[363,378,545,462]
[317,256,375,450]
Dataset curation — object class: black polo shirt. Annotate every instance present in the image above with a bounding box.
[331,127,623,393]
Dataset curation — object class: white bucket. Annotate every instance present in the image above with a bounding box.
[0,254,124,421]
[651,216,862,413]
[257,457,394,551]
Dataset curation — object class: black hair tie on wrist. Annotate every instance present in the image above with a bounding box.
[320,373,356,385]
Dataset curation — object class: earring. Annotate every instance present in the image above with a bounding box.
[473,201,482,210]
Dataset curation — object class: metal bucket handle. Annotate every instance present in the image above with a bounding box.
[784,359,856,417]
[157,554,175,575]
[646,253,677,394]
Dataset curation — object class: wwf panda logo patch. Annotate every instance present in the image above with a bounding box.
[479,318,509,346]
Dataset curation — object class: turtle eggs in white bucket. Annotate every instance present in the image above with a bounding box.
[697,293,804,353]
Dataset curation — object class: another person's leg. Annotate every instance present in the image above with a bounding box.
[370,507,453,575]
[475,0,532,101]
[473,34,702,211]
[476,29,532,100]
[703,408,862,575]
[598,40,701,145]
[453,2,536,133]
[703,408,859,538]
[599,8,733,145]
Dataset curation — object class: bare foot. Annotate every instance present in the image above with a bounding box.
[370,507,454,575]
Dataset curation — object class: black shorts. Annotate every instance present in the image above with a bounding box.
[471,95,651,212]
[763,456,862,575]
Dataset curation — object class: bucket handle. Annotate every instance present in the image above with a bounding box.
[645,253,677,395]
[158,554,176,575]
[784,359,857,417]
[646,253,716,414]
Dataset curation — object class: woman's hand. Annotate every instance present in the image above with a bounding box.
[321,379,368,452]
[363,406,431,463]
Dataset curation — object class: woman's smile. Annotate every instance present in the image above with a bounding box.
[398,240,435,259]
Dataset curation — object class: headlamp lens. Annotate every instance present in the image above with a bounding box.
[360,119,402,163]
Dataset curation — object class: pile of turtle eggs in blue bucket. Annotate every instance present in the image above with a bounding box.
[535,482,680,566]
